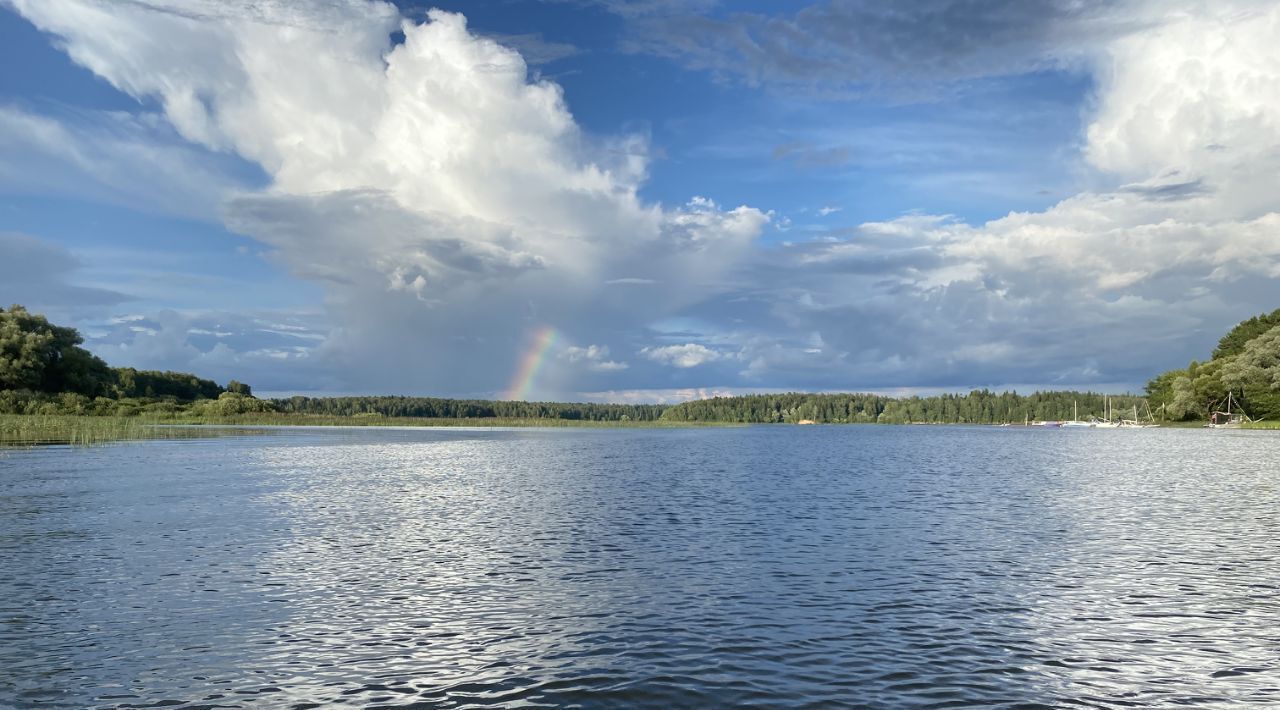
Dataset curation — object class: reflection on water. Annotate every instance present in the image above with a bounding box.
[1,426,1278,707]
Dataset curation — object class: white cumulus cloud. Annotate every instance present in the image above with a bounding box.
[6,0,1280,396]
[6,0,767,396]
[561,344,629,372]
[640,343,726,368]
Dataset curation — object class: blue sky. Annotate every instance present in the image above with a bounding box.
[2,0,1279,401]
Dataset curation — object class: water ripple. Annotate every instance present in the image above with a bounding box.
[1,426,1278,707]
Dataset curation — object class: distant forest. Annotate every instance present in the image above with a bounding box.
[271,396,667,422]
[267,390,1149,424]
[658,391,1149,424]
[4,303,1279,424]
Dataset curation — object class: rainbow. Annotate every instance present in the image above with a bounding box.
[503,326,558,401]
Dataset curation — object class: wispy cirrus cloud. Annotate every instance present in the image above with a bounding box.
[0,232,131,311]
[0,105,252,219]
[481,31,580,65]
[606,0,1181,95]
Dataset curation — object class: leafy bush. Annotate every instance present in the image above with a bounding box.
[191,393,278,417]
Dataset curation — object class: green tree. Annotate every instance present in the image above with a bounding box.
[1168,374,1198,420]
[113,368,223,400]
[1222,325,1280,391]
[0,305,113,395]
[1221,324,1280,419]
[193,392,277,416]
[1172,359,1229,420]
[1147,308,1280,420]
[1214,308,1280,360]
[0,305,55,390]
[1144,369,1181,412]
[227,380,253,397]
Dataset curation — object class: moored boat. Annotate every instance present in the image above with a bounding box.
[1061,400,1091,427]
[1208,392,1251,429]
[1119,403,1159,428]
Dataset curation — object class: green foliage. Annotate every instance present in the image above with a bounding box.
[0,414,269,446]
[1220,324,1280,420]
[661,391,884,423]
[1,414,151,446]
[1221,325,1280,391]
[227,380,252,396]
[0,305,242,407]
[1166,359,1227,420]
[1143,368,1180,412]
[113,368,223,400]
[0,305,114,395]
[1150,310,1280,421]
[659,389,1150,424]
[270,395,667,422]
[1213,308,1280,360]
[191,392,277,417]
[0,306,52,390]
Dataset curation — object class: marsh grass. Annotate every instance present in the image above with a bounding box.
[0,415,223,447]
[0,412,733,446]
[1243,420,1280,429]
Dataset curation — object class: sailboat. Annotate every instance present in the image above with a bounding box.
[1091,395,1120,428]
[1120,403,1159,428]
[1208,392,1251,429]
[1062,400,1091,427]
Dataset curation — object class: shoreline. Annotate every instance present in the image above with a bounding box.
[0,414,735,447]
[5,413,1273,447]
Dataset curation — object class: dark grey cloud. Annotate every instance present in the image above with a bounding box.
[614,0,1151,93]
[0,233,131,309]
[225,189,546,290]
[1118,178,1211,202]
[672,262,1218,393]
[217,188,767,396]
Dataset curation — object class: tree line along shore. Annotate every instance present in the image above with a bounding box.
[3,304,1279,444]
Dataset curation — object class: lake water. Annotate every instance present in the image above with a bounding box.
[2,425,1278,708]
